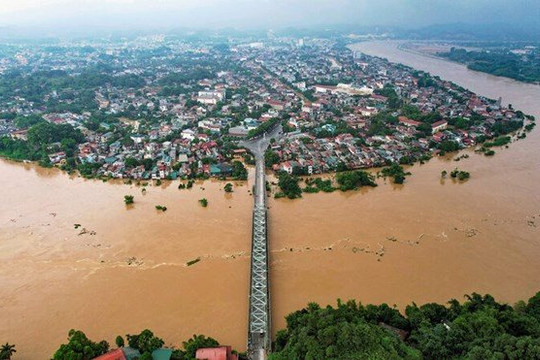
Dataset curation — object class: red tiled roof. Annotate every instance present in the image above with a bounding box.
[398,116,421,127]
[93,349,126,360]
[196,346,237,360]
[431,120,448,128]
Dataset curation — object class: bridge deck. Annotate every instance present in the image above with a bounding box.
[247,156,271,359]
[242,127,281,360]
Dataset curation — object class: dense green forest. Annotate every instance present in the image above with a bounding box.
[270,291,540,360]
[439,47,540,83]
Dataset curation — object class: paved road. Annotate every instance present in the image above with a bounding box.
[239,125,283,206]
[240,124,282,158]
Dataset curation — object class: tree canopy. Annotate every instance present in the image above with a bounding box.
[52,329,109,360]
[126,329,164,357]
[271,291,540,360]
[276,171,302,199]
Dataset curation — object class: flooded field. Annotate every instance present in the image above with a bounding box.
[2,41,540,359]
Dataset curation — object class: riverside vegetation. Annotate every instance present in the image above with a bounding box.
[270,291,540,360]
[439,47,540,84]
[275,164,411,199]
[4,291,540,359]
[50,330,227,360]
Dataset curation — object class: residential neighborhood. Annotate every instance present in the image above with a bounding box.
[0,35,532,180]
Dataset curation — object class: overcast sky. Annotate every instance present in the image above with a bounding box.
[0,0,538,31]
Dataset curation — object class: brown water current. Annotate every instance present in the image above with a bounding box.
[2,40,540,359]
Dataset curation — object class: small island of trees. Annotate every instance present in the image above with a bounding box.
[273,169,379,199]
[381,163,411,184]
[450,168,471,181]
[275,171,303,199]
[199,198,208,207]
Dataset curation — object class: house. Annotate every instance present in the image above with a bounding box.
[431,120,448,134]
[229,126,249,137]
[279,161,294,174]
[314,84,336,94]
[196,346,238,360]
[130,134,144,144]
[301,104,312,114]
[93,347,172,360]
[357,107,377,117]
[335,83,373,96]
[10,129,28,140]
[93,349,126,360]
[294,81,306,91]
[101,132,114,143]
[105,156,118,165]
[210,163,233,176]
[121,347,141,360]
[48,151,66,164]
[371,94,388,102]
[197,90,225,105]
[243,118,260,129]
[197,134,210,142]
[398,116,421,127]
[432,132,445,142]
[178,154,189,163]
[151,348,173,360]
[181,129,196,141]
[267,99,286,111]
[232,149,246,157]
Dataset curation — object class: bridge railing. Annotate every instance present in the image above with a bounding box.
[247,163,271,359]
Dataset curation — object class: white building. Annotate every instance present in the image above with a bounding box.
[197,90,225,105]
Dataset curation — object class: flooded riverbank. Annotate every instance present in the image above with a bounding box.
[2,41,540,359]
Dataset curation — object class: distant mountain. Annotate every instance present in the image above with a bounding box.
[275,22,540,42]
[0,22,538,43]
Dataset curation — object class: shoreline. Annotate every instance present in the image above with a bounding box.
[0,147,479,194]
[0,126,529,192]
[396,42,540,86]
[350,40,540,101]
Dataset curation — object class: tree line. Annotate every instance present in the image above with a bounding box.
[439,47,540,83]
[5,291,540,359]
[48,329,236,360]
[270,291,540,359]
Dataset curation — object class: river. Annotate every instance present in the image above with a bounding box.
[2,41,540,359]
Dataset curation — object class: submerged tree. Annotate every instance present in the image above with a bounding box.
[0,344,16,360]
[124,195,134,205]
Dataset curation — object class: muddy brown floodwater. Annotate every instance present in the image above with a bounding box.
[2,40,540,359]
